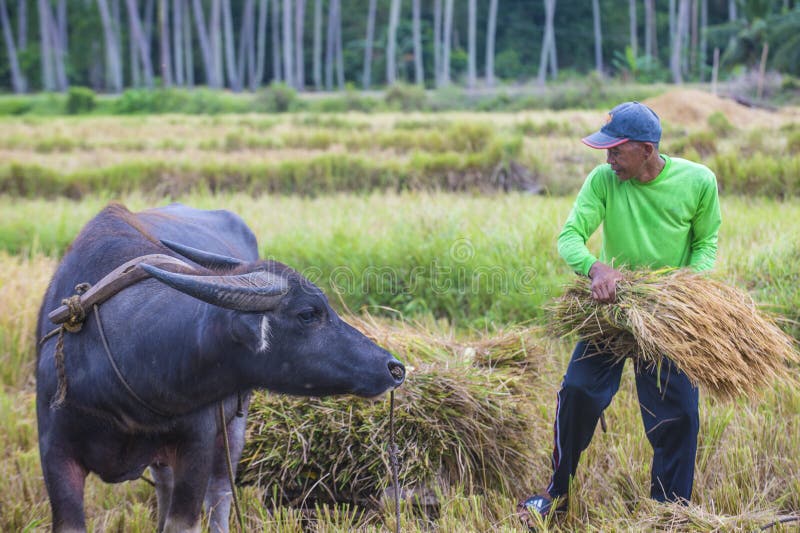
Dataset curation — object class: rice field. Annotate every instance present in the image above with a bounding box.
[1,103,799,531]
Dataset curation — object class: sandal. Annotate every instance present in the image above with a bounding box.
[516,493,567,528]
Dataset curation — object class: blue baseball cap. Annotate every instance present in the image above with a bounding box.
[582,101,662,149]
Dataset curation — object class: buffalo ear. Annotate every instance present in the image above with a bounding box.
[231,313,273,354]
[160,239,245,270]
[140,263,288,311]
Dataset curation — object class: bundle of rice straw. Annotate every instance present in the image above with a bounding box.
[238,316,547,508]
[548,268,800,401]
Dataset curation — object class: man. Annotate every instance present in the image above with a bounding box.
[518,101,722,525]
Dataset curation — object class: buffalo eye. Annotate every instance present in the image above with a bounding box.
[297,309,319,325]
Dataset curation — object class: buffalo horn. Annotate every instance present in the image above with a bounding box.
[140,263,288,312]
[160,239,245,269]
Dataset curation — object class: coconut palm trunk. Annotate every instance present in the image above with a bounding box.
[191,0,216,87]
[363,0,376,89]
[644,0,657,59]
[182,0,193,86]
[312,0,321,89]
[220,0,240,90]
[0,0,26,92]
[281,0,293,87]
[159,0,173,87]
[442,0,453,85]
[486,0,498,87]
[211,0,224,87]
[252,0,267,89]
[670,0,690,83]
[629,0,637,57]
[172,0,184,86]
[433,0,441,86]
[334,0,343,88]
[271,0,281,82]
[412,0,423,85]
[387,0,401,86]
[592,0,603,75]
[126,0,154,88]
[295,0,305,90]
[325,0,334,89]
[97,0,124,92]
[537,0,557,84]
[467,0,476,88]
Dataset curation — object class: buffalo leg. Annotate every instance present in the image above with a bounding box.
[150,463,174,532]
[205,398,250,533]
[40,447,88,533]
[161,435,216,533]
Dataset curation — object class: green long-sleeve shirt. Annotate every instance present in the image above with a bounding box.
[558,155,722,276]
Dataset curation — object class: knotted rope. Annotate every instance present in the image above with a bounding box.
[42,283,92,408]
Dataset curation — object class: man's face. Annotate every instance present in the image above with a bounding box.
[606,141,651,181]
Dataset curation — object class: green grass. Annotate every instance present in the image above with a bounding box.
[2,193,799,332]
[0,112,798,199]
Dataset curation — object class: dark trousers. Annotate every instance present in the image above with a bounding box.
[547,340,699,502]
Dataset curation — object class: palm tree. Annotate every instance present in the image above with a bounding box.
[467,0,476,88]
[592,0,603,75]
[363,0,376,89]
[412,0,423,85]
[537,0,557,84]
[708,1,800,77]
[0,0,26,92]
[485,0,498,87]
[386,0,401,85]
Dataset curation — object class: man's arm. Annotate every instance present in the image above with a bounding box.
[557,170,606,276]
[689,175,722,272]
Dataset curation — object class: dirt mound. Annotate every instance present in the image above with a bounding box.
[643,88,782,129]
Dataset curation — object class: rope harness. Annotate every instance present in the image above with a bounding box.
[40,283,91,408]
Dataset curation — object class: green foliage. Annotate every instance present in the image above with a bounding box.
[708,111,735,137]
[668,131,718,158]
[786,131,800,155]
[0,97,33,115]
[712,153,800,197]
[494,49,523,81]
[65,87,96,115]
[253,82,298,113]
[111,88,250,114]
[611,48,671,84]
[384,83,428,112]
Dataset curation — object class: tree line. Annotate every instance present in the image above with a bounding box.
[0,0,798,94]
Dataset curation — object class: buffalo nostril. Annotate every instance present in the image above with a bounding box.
[388,361,405,383]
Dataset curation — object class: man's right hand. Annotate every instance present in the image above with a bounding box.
[588,261,624,303]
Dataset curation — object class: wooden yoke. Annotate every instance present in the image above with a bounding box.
[48,254,195,325]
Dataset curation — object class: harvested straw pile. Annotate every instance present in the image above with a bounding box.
[238,317,547,508]
[548,269,800,401]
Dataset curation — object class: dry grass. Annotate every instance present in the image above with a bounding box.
[548,269,800,401]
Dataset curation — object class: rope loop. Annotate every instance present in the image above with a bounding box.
[60,282,92,333]
[49,282,93,407]
[62,295,85,332]
[50,325,68,409]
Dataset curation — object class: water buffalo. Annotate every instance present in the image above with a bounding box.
[36,203,405,532]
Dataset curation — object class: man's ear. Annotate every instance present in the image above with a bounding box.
[643,142,656,157]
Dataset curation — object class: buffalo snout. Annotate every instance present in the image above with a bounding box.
[388,359,405,385]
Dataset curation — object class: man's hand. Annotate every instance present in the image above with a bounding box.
[588,261,624,303]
